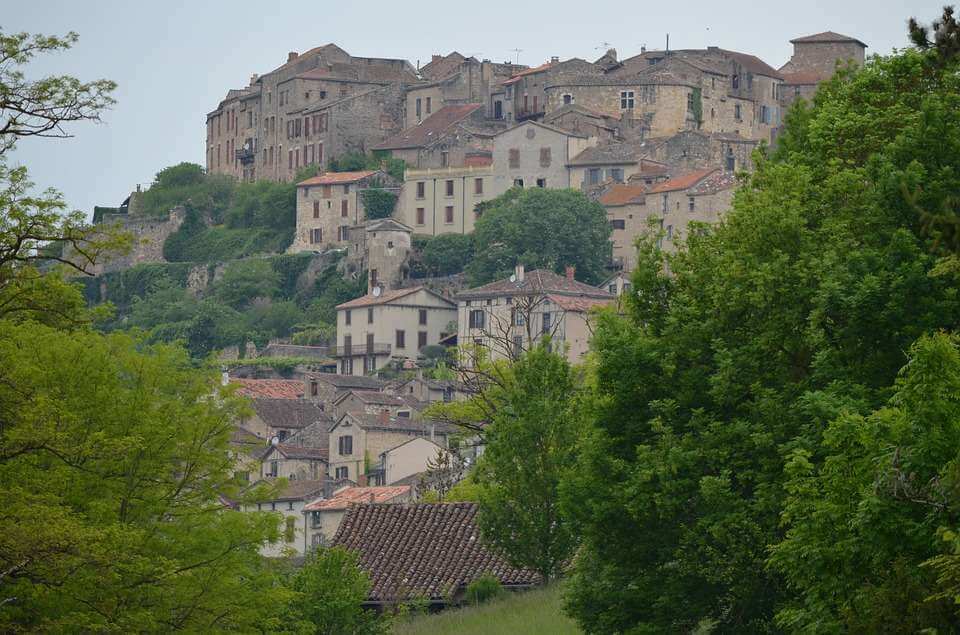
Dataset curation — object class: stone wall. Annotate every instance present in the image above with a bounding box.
[81,206,186,275]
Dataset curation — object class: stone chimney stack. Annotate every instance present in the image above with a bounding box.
[566,265,576,281]
[432,54,442,63]
[287,51,299,62]
[550,56,560,64]
[515,263,525,282]
[250,73,259,86]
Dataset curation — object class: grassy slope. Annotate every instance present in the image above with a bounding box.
[391,585,581,635]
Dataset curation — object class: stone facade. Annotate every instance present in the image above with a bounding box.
[779,32,867,108]
[399,164,494,236]
[490,120,597,194]
[79,203,186,276]
[346,218,413,292]
[405,55,522,127]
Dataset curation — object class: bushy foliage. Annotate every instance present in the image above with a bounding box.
[465,188,611,286]
[410,233,475,278]
[140,162,235,220]
[464,574,503,606]
[226,178,297,230]
[328,151,405,181]
[361,188,397,219]
[213,259,280,308]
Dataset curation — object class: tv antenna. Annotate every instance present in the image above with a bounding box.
[595,41,612,50]
[509,48,523,64]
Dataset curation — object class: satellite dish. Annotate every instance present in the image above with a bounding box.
[372,286,382,297]
[270,436,280,446]
[509,275,517,282]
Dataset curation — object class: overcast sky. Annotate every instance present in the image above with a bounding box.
[6,0,945,218]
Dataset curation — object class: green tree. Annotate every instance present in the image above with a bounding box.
[561,39,960,633]
[0,323,291,631]
[227,178,297,230]
[470,343,580,583]
[140,162,235,220]
[288,547,385,635]
[360,188,397,220]
[465,188,611,286]
[414,233,475,277]
[770,333,960,631]
[213,259,281,308]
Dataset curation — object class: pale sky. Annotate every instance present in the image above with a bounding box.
[6,0,944,218]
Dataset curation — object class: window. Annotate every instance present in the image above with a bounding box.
[313,201,320,218]
[343,335,352,352]
[536,178,546,188]
[494,100,503,119]
[426,97,432,114]
[687,92,695,112]
[620,90,635,109]
[440,151,449,167]
[515,310,525,326]
[469,309,485,329]
[734,104,742,121]
[588,168,601,185]
[416,182,426,199]
[338,436,353,455]
[610,168,624,183]
[415,98,422,119]
[444,206,454,223]
[322,185,332,198]
[416,207,425,225]
[732,74,740,90]
[419,309,427,325]
[542,312,552,333]
[688,197,695,212]
[418,331,428,349]
[610,219,626,230]
[563,93,573,105]
[396,330,406,348]
[341,200,348,217]
[662,194,668,213]
[368,308,374,324]
[310,228,322,243]
[445,180,454,197]
[509,148,520,168]
[310,381,318,396]
[539,147,551,167]
[794,86,801,97]
[345,309,351,325]
[513,178,524,188]
[666,224,673,240]
[335,466,348,479]
[760,105,771,124]
[268,460,278,477]
[288,150,293,169]
[474,178,483,195]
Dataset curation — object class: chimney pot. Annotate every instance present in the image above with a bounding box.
[566,265,576,281]
[287,51,298,62]
[515,263,525,282]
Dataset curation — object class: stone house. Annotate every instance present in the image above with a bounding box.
[332,502,539,606]
[228,426,265,485]
[644,168,737,254]
[334,286,457,376]
[259,443,328,481]
[291,170,399,252]
[399,159,494,236]
[490,120,597,194]
[241,398,331,442]
[779,32,867,107]
[543,104,622,141]
[372,104,502,170]
[345,218,413,292]
[327,411,451,482]
[568,140,674,189]
[242,479,327,557]
[331,389,409,419]
[302,485,411,548]
[304,373,384,404]
[206,44,416,183]
[501,58,602,123]
[456,265,614,365]
[598,182,654,272]
[377,437,449,486]
[391,377,466,403]
[639,130,757,173]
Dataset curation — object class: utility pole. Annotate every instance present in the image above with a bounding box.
[510,48,523,64]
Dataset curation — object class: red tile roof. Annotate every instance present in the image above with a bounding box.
[648,168,719,194]
[304,485,411,511]
[232,378,304,399]
[297,170,377,186]
[373,104,483,150]
[332,502,540,602]
[502,61,555,85]
[599,183,647,206]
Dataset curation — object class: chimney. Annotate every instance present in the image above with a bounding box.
[606,48,617,61]
[641,45,647,54]
[358,473,368,487]
[565,265,576,281]
[287,51,299,62]
[432,54,442,63]
[515,263,525,282]
[250,73,259,86]
[550,56,560,64]
[368,492,375,503]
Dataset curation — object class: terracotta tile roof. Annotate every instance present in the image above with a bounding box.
[274,443,328,461]
[419,52,474,81]
[688,170,737,195]
[457,269,615,301]
[251,398,328,430]
[790,31,866,47]
[232,378,304,399]
[547,293,615,313]
[332,503,540,602]
[297,170,377,187]
[304,485,411,511]
[373,104,483,150]
[502,61,555,85]
[648,168,720,194]
[599,183,647,206]
[781,71,827,85]
[715,49,783,79]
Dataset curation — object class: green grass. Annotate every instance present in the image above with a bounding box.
[391,585,581,635]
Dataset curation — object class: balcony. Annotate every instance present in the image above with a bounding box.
[515,108,545,122]
[329,343,391,358]
[235,140,256,164]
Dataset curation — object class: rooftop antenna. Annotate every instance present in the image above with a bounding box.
[595,41,612,50]
[666,33,670,53]
[510,48,523,64]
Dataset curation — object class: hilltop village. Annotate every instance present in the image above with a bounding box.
[80,31,868,603]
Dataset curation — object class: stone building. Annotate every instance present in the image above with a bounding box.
[346,218,413,292]
[779,32,867,107]
[302,485,412,548]
[372,103,504,170]
[291,170,399,252]
[543,104,623,141]
[399,160,494,236]
[500,58,603,123]
[334,286,457,376]
[205,45,416,183]
[490,120,597,194]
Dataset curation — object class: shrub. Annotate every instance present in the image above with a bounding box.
[464,574,502,605]
[361,188,397,220]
